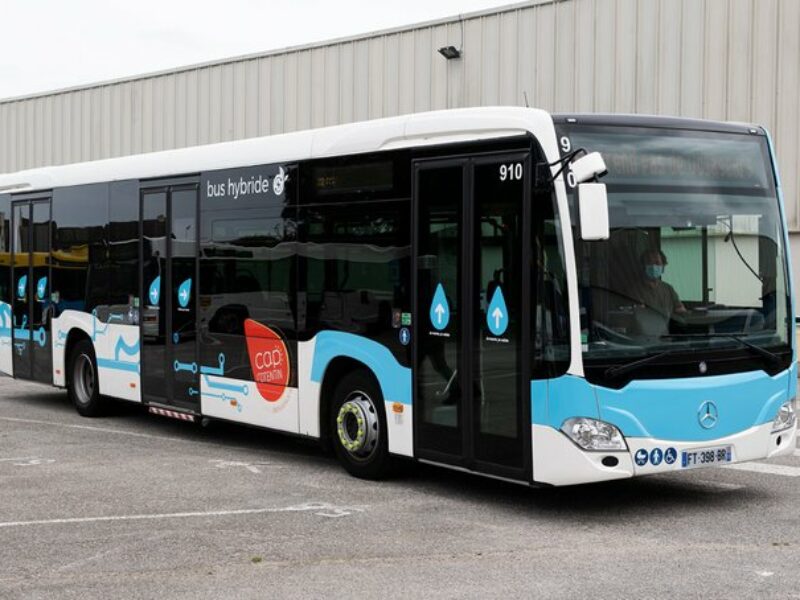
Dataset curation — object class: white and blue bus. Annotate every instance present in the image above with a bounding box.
[0,107,795,486]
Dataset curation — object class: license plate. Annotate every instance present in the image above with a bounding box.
[681,445,733,469]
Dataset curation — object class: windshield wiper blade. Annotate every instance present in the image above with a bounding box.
[605,349,678,379]
[604,334,785,380]
[663,333,783,366]
[723,333,782,365]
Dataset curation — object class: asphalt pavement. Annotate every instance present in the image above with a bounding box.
[0,375,798,599]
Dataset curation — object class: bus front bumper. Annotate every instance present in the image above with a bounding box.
[531,422,797,487]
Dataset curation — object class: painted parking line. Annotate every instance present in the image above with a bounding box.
[0,416,190,444]
[0,502,365,529]
[723,463,800,477]
[692,479,746,492]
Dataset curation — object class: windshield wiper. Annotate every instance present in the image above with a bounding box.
[665,333,783,366]
[604,333,784,380]
[604,349,679,379]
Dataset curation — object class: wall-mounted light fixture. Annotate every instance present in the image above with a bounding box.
[437,45,461,60]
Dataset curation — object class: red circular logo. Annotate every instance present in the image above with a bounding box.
[244,319,290,402]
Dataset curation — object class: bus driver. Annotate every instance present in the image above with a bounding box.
[630,248,687,336]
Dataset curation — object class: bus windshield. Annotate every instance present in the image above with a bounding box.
[557,124,792,385]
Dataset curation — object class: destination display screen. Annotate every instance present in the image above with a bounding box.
[312,161,394,195]
[558,126,773,191]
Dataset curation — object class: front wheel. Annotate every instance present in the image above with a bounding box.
[330,370,393,479]
[67,339,107,417]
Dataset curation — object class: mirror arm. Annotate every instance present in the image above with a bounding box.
[535,148,587,187]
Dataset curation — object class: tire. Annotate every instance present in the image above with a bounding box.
[67,339,107,417]
[330,370,393,480]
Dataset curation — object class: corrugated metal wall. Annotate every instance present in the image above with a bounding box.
[2,0,800,229]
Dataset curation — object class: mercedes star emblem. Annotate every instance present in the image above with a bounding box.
[698,401,719,429]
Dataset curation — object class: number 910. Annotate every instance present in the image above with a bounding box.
[499,163,523,181]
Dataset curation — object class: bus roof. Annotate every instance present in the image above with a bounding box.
[552,113,764,136]
[0,108,764,195]
[0,106,552,194]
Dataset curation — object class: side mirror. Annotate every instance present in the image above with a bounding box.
[578,183,610,241]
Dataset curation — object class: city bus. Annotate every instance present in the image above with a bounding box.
[0,107,795,486]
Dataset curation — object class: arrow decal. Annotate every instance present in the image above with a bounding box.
[148,276,161,306]
[178,278,192,308]
[486,286,509,336]
[429,283,450,331]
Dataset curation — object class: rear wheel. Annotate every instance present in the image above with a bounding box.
[330,370,392,479]
[67,339,107,417]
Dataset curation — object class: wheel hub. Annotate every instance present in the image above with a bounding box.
[336,391,379,459]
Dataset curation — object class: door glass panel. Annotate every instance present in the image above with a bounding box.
[12,204,31,379]
[170,189,198,402]
[0,196,10,373]
[31,202,51,383]
[416,166,463,456]
[473,161,524,467]
[141,192,168,401]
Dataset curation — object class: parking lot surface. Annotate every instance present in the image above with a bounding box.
[0,376,799,599]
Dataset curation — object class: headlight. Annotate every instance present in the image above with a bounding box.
[771,401,796,433]
[561,417,627,451]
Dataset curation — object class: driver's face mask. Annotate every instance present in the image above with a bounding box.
[644,264,664,280]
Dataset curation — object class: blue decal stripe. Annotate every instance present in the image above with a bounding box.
[0,303,11,337]
[97,358,140,373]
[200,354,225,375]
[204,390,238,402]
[310,331,412,405]
[537,369,793,442]
[55,312,140,374]
[11,327,47,347]
[174,360,198,374]
[202,375,248,395]
[113,336,139,360]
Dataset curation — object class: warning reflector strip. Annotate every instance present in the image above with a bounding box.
[148,407,196,422]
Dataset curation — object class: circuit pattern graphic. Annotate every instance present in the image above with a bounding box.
[55,310,139,373]
[187,353,250,413]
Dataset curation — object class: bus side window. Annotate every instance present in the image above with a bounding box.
[532,189,571,378]
[52,184,110,317]
[0,194,9,306]
[301,203,410,338]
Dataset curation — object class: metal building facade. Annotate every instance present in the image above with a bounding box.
[2,0,800,240]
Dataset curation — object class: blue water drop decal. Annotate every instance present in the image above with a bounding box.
[429,283,450,331]
[178,278,192,308]
[36,276,48,301]
[17,275,27,299]
[486,286,509,336]
[148,276,161,305]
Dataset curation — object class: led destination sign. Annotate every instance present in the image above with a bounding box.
[312,161,393,195]
[561,128,771,190]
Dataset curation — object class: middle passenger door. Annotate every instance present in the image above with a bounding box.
[414,153,532,482]
[139,183,200,411]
